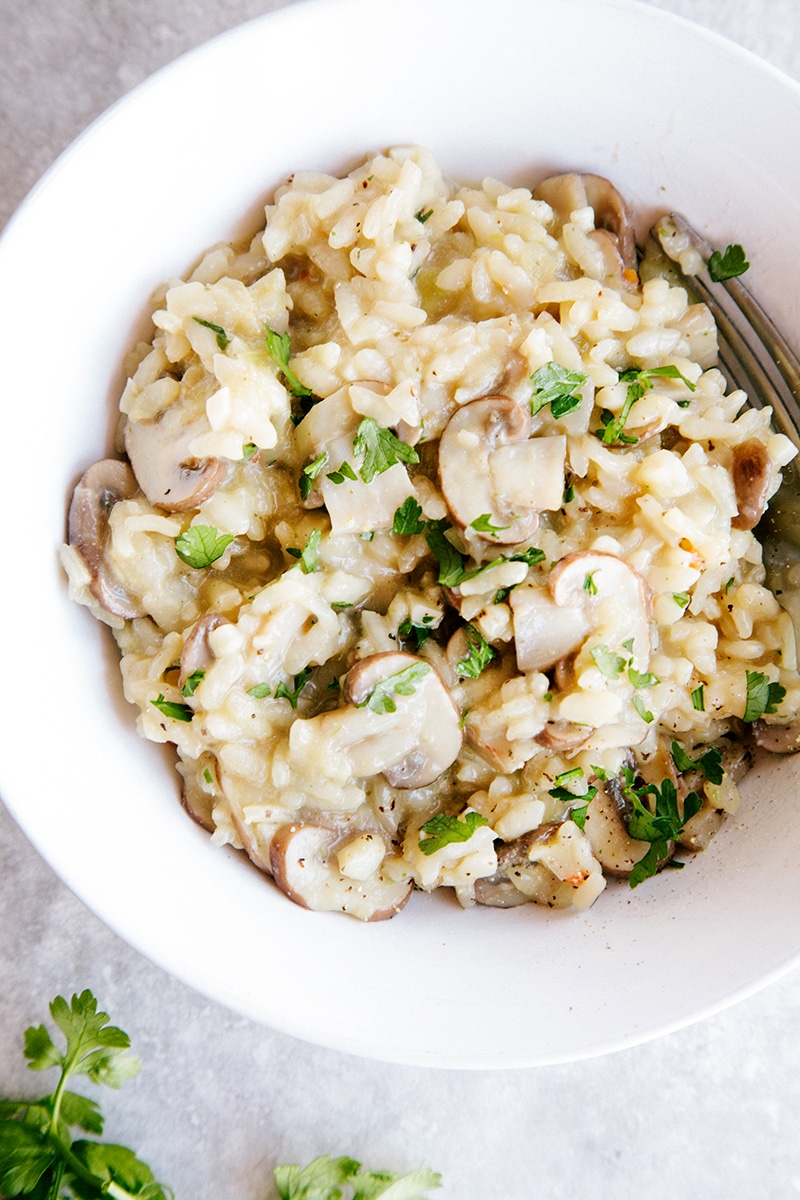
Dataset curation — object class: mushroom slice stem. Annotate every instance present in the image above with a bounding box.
[125,404,227,511]
[731,438,771,531]
[179,613,230,690]
[439,395,560,545]
[533,172,637,271]
[67,459,146,619]
[269,824,412,920]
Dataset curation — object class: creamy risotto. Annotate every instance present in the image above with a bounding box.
[63,146,800,919]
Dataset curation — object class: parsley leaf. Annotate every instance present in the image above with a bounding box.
[327,460,358,484]
[632,695,654,723]
[530,362,587,419]
[424,519,466,586]
[584,572,598,596]
[454,623,496,678]
[353,418,419,483]
[180,669,205,698]
[356,661,431,714]
[627,778,703,888]
[240,442,260,462]
[247,682,272,699]
[175,524,234,569]
[274,1155,441,1200]
[418,811,489,855]
[591,644,626,678]
[1,989,170,1200]
[673,592,690,609]
[691,685,705,712]
[299,452,328,500]
[415,208,434,224]
[290,529,322,574]
[470,513,510,534]
[151,694,193,722]
[399,616,435,650]
[628,667,659,688]
[598,365,695,445]
[193,316,230,350]
[743,670,786,722]
[671,740,724,785]
[707,243,750,282]
[265,326,314,398]
[393,496,426,536]
[274,668,312,709]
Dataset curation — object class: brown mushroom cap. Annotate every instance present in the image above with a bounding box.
[731,438,771,531]
[269,823,412,920]
[67,459,146,619]
[750,719,800,754]
[125,404,227,512]
[179,613,230,690]
[533,172,637,271]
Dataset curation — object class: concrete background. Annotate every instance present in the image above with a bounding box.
[2,2,800,1197]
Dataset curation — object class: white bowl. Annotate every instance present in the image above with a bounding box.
[2,0,800,1068]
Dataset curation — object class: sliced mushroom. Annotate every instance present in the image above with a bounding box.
[178,613,230,690]
[343,651,463,787]
[511,551,652,674]
[67,459,146,619]
[438,396,565,544]
[731,438,771,531]
[269,823,412,920]
[473,830,542,907]
[750,720,800,753]
[583,780,655,877]
[180,773,216,833]
[534,720,592,752]
[125,404,227,511]
[533,172,637,271]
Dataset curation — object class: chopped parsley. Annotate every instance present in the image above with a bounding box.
[707,243,750,283]
[597,365,696,445]
[418,811,489,855]
[326,460,358,484]
[352,418,419,483]
[671,741,724,785]
[554,767,583,786]
[264,325,315,398]
[356,661,431,714]
[193,316,230,350]
[240,442,259,462]
[247,682,272,699]
[151,693,193,722]
[175,524,234,569]
[470,513,511,534]
[627,777,703,888]
[424,519,466,587]
[416,208,434,224]
[454,623,496,679]
[393,496,426,536]
[530,362,587,419]
[628,667,659,688]
[288,529,322,574]
[584,572,598,596]
[591,644,626,679]
[743,670,786,722]
[398,615,435,650]
[180,669,205,698]
[691,685,706,712]
[632,695,654,723]
[673,592,690,609]
[299,452,328,499]
[274,1155,441,1200]
[274,668,312,708]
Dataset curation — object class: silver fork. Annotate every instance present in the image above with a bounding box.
[651,213,800,454]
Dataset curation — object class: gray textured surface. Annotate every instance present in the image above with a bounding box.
[3,2,800,1197]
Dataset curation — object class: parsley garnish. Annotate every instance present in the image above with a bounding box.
[598,365,695,445]
[355,661,431,714]
[470,513,510,534]
[530,362,587,419]
[151,693,193,722]
[274,668,312,709]
[288,529,322,574]
[418,811,489,855]
[628,667,659,688]
[299,452,328,500]
[247,682,272,699]
[627,778,703,888]
[352,418,419,483]
[326,460,357,484]
[264,326,315,398]
[554,767,583,786]
[671,741,724,785]
[399,616,435,650]
[0,989,169,1200]
[591,644,626,678]
[743,670,786,722]
[691,685,705,712]
[175,525,234,569]
[393,496,426,536]
[415,208,434,224]
[707,243,750,283]
[584,572,598,596]
[632,695,654,723]
[274,1155,441,1199]
[455,623,495,678]
[240,442,259,462]
[193,316,230,350]
[424,519,466,586]
[673,592,690,609]
[180,670,204,698]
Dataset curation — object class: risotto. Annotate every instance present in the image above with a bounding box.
[63,146,800,919]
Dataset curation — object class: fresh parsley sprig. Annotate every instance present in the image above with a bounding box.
[264,326,315,399]
[175,525,234,570]
[352,419,419,484]
[418,811,489,855]
[454,623,495,679]
[596,365,696,445]
[274,1154,441,1200]
[626,778,703,888]
[530,363,587,419]
[0,989,171,1200]
[707,243,749,283]
[743,670,786,722]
